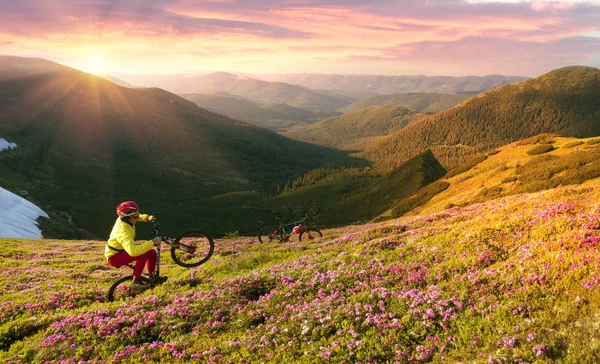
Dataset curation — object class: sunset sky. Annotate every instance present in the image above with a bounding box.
[1,0,599,77]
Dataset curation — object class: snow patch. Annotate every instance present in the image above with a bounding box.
[0,187,48,238]
[0,138,17,151]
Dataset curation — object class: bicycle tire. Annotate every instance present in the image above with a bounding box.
[171,230,215,268]
[107,275,150,302]
[299,228,323,242]
[258,226,284,243]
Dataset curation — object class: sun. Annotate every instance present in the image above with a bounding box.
[85,55,107,75]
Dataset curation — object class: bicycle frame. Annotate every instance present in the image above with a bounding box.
[151,222,192,277]
[271,215,311,240]
[274,219,294,240]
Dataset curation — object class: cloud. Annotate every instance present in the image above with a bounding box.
[1,0,599,75]
[0,0,311,39]
[364,36,600,75]
[531,1,575,13]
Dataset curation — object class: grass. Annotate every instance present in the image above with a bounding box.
[416,136,600,216]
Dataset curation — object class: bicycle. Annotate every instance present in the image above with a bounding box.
[107,221,215,302]
[258,214,323,243]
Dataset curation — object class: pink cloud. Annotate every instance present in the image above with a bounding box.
[363,36,600,76]
[0,0,599,75]
[531,1,575,13]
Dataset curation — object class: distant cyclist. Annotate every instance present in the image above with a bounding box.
[105,201,167,292]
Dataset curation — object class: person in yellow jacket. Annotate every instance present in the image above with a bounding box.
[106,201,167,290]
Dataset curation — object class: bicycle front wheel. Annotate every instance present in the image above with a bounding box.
[299,228,323,242]
[258,226,284,243]
[171,231,215,268]
[107,275,150,302]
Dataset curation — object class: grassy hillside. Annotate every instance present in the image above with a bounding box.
[338,92,471,114]
[359,66,600,170]
[284,105,426,150]
[4,173,600,361]
[0,57,362,238]
[410,135,600,217]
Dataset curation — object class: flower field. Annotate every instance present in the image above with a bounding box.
[3,179,600,362]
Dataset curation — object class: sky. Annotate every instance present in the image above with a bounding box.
[0,0,599,77]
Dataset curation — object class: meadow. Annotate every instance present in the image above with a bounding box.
[3,177,600,362]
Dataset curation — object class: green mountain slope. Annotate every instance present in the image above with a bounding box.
[0,56,362,238]
[283,105,426,150]
[360,66,600,170]
[338,92,471,114]
[275,150,445,226]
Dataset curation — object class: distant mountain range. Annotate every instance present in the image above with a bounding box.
[181,93,338,131]
[254,73,528,95]
[113,71,527,115]
[115,72,355,112]
[0,56,361,237]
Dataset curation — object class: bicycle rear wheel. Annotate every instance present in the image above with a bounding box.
[258,226,285,243]
[299,228,323,242]
[171,231,215,267]
[107,275,150,302]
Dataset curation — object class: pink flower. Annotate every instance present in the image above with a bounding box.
[532,343,548,356]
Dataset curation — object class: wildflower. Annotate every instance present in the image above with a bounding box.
[498,335,516,348]
[532,343,548,356]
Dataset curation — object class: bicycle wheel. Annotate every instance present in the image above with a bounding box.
[299,228,323,242]
[258,226,284,243]
[107,275,150,302]
[171,230,215,268]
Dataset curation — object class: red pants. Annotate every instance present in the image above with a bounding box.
[108,249,156,280]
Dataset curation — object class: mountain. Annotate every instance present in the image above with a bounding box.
[115,72,355,112]
[404,135,600,218]
[338,92,471,114]
[98,75,134,88]
[0,56,362,238]
[255,73,528,94]
[273,149,445,227]
[284,105,426,150]
[358,66,600,170]
[181,93,334,131]
[5,161,600,362]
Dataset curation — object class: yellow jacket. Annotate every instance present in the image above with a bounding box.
[105,214,155,260]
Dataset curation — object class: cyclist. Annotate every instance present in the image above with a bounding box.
[105,201,167,292]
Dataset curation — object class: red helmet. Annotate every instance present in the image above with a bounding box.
[116,201,139,217]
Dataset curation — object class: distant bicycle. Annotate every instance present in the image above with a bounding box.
[258,214,323,243]
[108,221,214,302]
